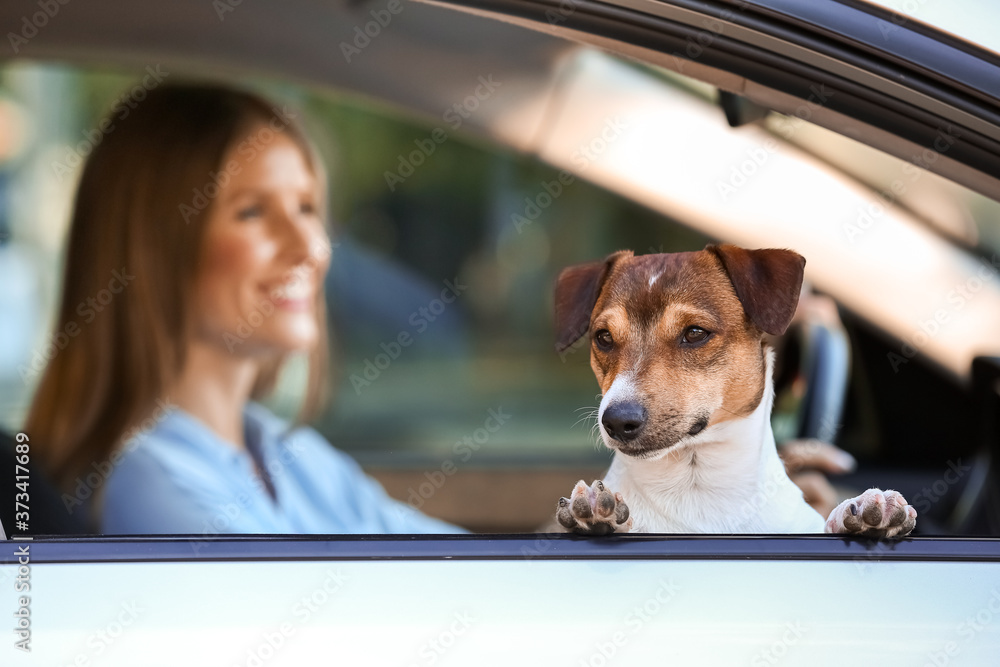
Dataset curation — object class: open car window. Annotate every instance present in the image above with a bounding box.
[1,49,997,534]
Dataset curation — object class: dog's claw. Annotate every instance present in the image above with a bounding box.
[555,479,632,535]
[825,488,916,538]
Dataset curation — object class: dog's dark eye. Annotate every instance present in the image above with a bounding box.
[594,329,614,350]
[682,326,711,345]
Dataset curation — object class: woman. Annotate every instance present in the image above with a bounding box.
[27,84,462,534]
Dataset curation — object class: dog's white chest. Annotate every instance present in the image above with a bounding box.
[605,443,825,534]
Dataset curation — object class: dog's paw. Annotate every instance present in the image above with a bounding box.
[556,480,632,535]
[824,488,916,538]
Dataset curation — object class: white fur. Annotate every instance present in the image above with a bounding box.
[599,350,825,533]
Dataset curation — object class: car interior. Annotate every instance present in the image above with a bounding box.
[0,52,998,537]
[0,0,999,540]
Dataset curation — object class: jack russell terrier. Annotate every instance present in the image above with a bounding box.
[553,245,916,537]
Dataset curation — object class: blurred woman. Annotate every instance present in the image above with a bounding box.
[27,84,461,534]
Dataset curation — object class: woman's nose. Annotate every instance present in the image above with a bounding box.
[276,206,329,272]
[276,207,313,255]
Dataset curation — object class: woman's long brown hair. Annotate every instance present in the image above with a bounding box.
[26,83,330,491]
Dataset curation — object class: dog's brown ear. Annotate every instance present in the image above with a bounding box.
[706,244,805,335]
[554,250,632,352]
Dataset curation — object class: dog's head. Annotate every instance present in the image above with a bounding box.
[555,244,805,458]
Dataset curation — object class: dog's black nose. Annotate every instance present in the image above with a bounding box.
[602,402,647,442]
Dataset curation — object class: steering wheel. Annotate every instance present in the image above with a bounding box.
[771,293,851,444]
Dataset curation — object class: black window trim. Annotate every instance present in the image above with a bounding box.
[6,534,1000,564]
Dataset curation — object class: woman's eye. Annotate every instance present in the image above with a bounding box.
[300,201,317,215]
[594,329,614,350]
[237,205,262,221]
[682,326,711,345]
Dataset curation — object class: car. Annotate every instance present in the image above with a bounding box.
[1,0,999,664]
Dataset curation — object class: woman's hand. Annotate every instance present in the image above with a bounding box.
[779,439,856,518]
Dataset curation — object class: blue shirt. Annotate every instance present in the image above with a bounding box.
[100,402,466,535]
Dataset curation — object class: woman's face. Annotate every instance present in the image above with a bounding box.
[193,128,330,358]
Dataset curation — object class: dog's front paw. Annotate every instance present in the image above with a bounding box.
[556,480,632,535]
[824,488,916,538]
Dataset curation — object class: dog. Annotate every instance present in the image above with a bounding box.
[553,245,917,537]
